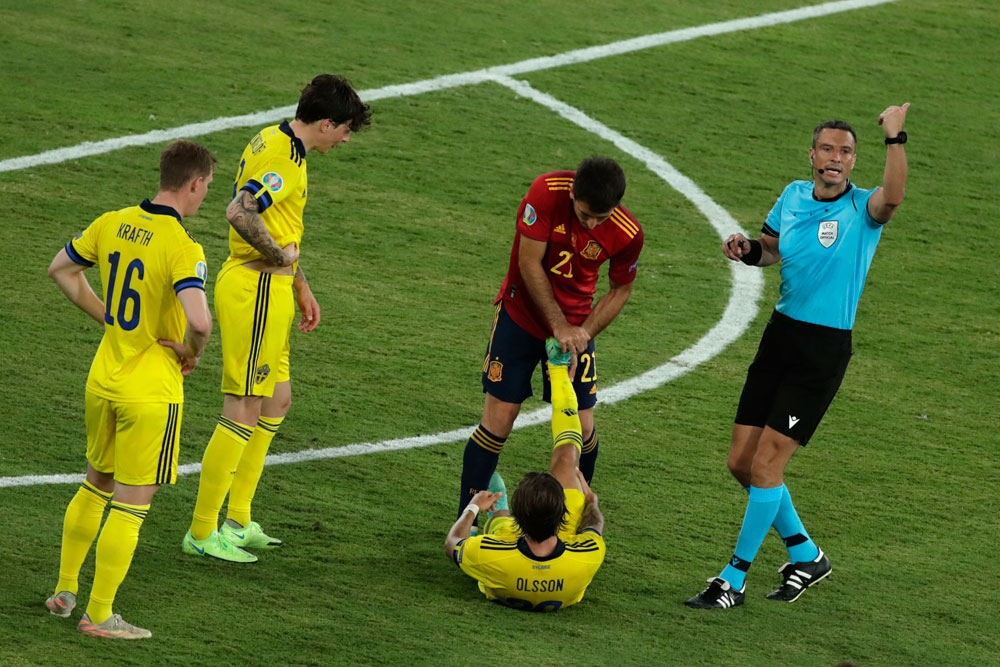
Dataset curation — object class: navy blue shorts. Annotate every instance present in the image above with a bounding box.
[734,310,852,446]
[481,302,598,410]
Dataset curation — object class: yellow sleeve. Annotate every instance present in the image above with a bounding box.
[456,536,510,589]
[65,213,108,266]
[170,240,207,294]
[239,156,302,214]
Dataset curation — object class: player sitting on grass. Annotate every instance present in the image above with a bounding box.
[445,339,605,611]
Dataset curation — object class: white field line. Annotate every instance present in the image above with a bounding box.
[492,74,764,400]
[0,0,894,488]
[0,0,894,174]
[0,82,762,489]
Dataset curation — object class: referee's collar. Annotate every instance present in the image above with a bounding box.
[517,537,566,561]
[140,198,182,223]
[279,121,307,161]
[812,180,853,203]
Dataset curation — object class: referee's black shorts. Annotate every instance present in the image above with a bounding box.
[734,310,852,446]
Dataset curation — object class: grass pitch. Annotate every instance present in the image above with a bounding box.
[1,1,998,665]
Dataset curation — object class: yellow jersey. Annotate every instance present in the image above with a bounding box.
[66,199,207,402]
[454,528,606,611]
[223,121,308,273]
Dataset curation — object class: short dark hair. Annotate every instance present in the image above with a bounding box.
[510,472,567,542]
[296,74,372,132]
[812,119,857,149]
[572,157,626,212]
[159,140,217,191]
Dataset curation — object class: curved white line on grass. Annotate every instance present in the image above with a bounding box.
[0,0,894,174]
[4,0,897,487]
[0,82,763,489]
[492,76,764,402]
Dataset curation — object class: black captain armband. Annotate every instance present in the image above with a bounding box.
[740,239,763,266]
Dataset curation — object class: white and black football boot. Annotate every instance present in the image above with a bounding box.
[684,577,745,609]
[765,549,832,602]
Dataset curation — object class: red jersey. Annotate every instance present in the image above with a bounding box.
[496,171,644,339]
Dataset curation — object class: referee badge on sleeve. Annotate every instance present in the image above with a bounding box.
[818,220,838,248]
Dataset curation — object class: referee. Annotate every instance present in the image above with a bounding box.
[686,103,911,609]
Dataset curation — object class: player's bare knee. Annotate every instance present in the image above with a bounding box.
[579,410,595,440]
[223,393,263,426]
[267,394,291,417]
[551,443,578,471]
[482,395,519,437]
[727,457,751,486]
[89,473,115,494]
[749,450,789,487]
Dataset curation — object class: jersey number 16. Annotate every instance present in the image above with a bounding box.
[104,251,144,331]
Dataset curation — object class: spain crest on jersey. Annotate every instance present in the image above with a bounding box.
[818,220,838,248]
[255,364,271,384]
[487,360,503,382]
[580,241,604,260]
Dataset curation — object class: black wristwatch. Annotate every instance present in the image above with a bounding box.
[885,131,907,145]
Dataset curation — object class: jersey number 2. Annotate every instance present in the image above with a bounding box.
[104,252,144,331]
[549,251,574,278]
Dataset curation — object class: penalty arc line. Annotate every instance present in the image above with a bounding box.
[0,0,897,487]
[0,0,896,174]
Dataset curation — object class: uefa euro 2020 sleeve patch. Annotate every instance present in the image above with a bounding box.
[522,203,537,226]
[262,172,284,193]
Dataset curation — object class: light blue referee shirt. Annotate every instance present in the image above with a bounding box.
[763,180,884,330]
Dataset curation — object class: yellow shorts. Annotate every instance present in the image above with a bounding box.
[216,264,295,397]
[85,391,182,485]
[487,488,586,543]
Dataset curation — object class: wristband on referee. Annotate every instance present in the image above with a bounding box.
[740,239,763,266]
[463,503,480,520]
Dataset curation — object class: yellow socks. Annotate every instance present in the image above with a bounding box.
[227,416,283,526]
[55,481,112,595]
[189,418,252,540]
[85,501,148,624]
[549,365,583,454]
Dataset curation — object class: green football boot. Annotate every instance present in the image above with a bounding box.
[182,529,258,563]
[221,519,283,549]
[545,338,572,366]
[486,471,509,521]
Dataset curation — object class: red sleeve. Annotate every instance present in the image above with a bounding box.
[608,225,643,286]
[515,174,557,242]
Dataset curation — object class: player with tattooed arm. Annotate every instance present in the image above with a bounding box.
[183,74,371,561]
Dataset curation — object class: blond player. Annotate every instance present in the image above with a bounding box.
[182,75,371,562]
[45,140,215,638]
[445,340,606,611]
